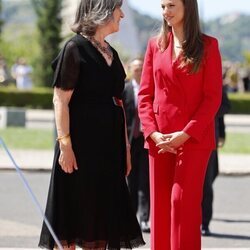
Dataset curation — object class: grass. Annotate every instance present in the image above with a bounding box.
[0,128,249,154]
[0,127,54,150]
[219,132,250,154]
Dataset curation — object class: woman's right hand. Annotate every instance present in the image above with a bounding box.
[150,131,176,154]
[58,139,78,174]
[150,131,165,145]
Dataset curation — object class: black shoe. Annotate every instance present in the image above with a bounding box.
[201,225,211,236]
[140,221,150,233]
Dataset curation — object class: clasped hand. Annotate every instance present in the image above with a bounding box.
[151,131,190,154]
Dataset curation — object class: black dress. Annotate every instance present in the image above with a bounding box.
[39,34,145,249]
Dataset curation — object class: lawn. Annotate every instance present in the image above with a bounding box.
[219,132,250,154]
[0,127,54,149]
[0,128,249,154]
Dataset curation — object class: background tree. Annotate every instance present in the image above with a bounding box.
[243,52,250,66]
[0,0,3,40]
[31,0,62,87]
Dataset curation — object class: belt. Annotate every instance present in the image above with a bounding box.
[112,97,123,107]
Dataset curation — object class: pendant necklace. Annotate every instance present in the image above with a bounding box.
[87,36,113,61]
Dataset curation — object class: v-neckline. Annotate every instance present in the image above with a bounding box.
[170,33,182,65]
[78,34,114,68]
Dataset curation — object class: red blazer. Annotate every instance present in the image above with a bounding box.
[138,33,222,150]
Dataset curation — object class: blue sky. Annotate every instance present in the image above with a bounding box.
[128,0,250,20]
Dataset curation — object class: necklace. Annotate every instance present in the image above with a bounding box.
[175,45,182,49]
[87,36,113,61]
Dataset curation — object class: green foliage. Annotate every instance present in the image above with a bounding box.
[0,26,40,68]
[2,1,250,65]
[243,51,250,65]
[0,87,249,114]
[0,86,53,109]
[205,14,250,62]
[31,0,62,87]
[0,0,3,37]
[0,0,40,84]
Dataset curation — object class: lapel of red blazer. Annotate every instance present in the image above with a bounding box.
[165,32,175,85]
[163,32,187,107]
[161,33,182,88]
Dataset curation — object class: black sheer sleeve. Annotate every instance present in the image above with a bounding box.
[51,41,80,90]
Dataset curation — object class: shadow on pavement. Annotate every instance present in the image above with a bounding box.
[208,232,250,240]
[214,218,250,223]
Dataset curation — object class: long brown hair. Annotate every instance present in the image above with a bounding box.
[158,0,204,73]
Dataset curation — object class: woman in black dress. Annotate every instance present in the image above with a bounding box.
[38,0,145,249]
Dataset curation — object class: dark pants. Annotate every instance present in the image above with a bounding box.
[202,150,218,227]
[243,77,250,92]
[127,134,150,223]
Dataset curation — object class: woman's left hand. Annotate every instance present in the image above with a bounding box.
[125,145,132,176]
[156,131,190,154]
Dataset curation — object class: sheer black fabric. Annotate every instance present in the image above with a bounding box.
[52,41,80,90]
[39,34,145,250]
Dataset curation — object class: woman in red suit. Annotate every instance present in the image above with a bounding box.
[138,0,222,249]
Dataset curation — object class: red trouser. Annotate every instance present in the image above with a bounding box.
[149,148,211,250]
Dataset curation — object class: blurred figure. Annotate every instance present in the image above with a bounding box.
[240,65,250,92]
[227,63,239,92]
[11,58,21,84]
[201,83,231,236]
[123,58,150,233]
[0,56,11,86]
[14,58,33,90]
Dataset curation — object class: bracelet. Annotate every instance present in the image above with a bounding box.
[56,134,70,141]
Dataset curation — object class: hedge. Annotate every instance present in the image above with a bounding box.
[0,87,53,109]
[228,93,250,114]
[0,87,250,114]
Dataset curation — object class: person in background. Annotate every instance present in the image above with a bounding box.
[240,66,250,92]
[227,63,239,92]
[38,0,145,249]
[0,56,11,86]
[138,0,222,249]
[201,74,231,236]
[14,58,33,90]
[123,58,150,233]
[11,58,20,85]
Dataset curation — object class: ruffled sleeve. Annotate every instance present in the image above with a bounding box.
[51,41,80,90]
